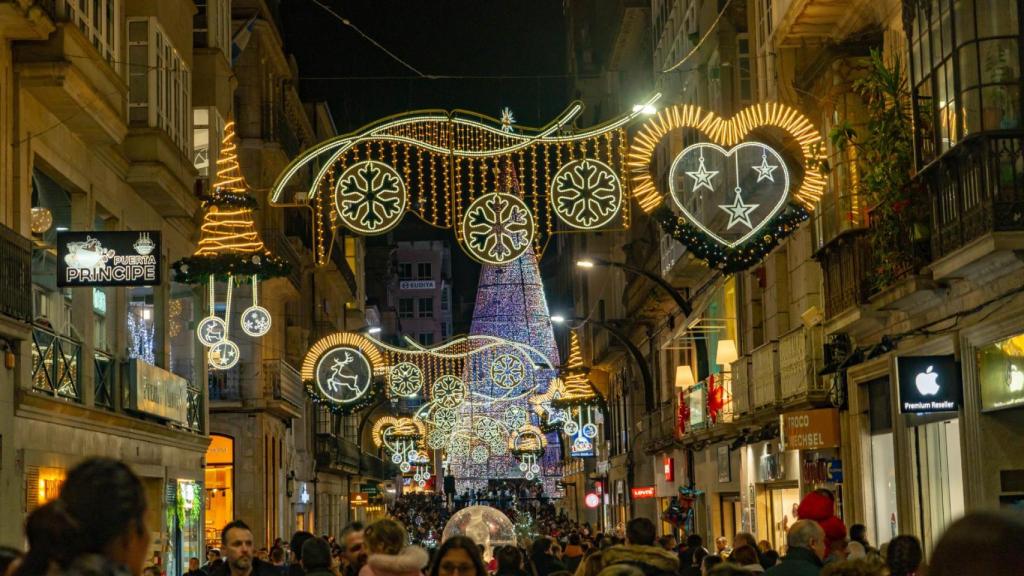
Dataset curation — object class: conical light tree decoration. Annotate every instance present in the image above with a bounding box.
[551,329,601,457]
[173,121,290,370]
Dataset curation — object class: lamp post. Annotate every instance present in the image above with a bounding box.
[551,315,656,412]
[577,258,692,316]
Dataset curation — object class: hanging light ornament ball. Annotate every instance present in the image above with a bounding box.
[172,121,290,370]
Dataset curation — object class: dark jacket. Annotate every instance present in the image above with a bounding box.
[287,563,305,576]
[602,545,680,576]
[531,555,566,576]
[208,558,283,576]
[764,548,822,576]
[62,555,133,576]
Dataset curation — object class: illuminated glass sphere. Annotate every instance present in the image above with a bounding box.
[442,506,516,562]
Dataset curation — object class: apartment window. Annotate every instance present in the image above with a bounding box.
[128,287,155,365]
[193,0,231,58]
[49,0,119,67]
[440,288,449,312]
[441,322,449,340]
[128,17,192,157]
[193,108,224,179]
[398,299,413,319]
[418,333,435,346]
[737,34,753,104]
[910,0,1020,164]
[418,298,433,318]
[417,262,432,279]
[398,263,413,280]
[755,0,776,99]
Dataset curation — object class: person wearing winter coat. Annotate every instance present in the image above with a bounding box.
[359,520,429,576]
[600,519,679,576]
[765,521,826,576]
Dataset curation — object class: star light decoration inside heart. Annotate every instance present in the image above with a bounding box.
[627,102,825,272]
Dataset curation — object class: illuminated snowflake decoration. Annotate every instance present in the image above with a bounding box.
[490,353,526,389]
[551,158,622,229]
[433,406,459,429]
[388,362,422,397]
[504,405,528,429]
[582,422,598,438]
[470,444,490,463]
[334,160,407,235]
[431,375,467,409]
[474,417,504,445]
[461,192,535,265]
[427,429,449,449]
[241,305,272,338]
[500,107,516,133]
[449,435,470,457]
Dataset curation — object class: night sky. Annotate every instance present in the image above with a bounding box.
[281,0,571,327]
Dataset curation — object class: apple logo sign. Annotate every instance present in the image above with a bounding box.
[915,365,940,396]
[1010,364,1024,393]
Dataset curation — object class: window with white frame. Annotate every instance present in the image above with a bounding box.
[127,17,192,157]
[49,0,120,67]
[193,108,224,178]
[193,0,232,59]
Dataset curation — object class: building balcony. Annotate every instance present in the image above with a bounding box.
[751,341,780,411]
[771,0,876,48]
[778,325,827,407]
[925,132,1024,283]
[31,324,81,403]
[731,356,751,418]
[261,229,304,294]
[360,452,396,481]
[641,402,678,454]
[14,22,126,146]
[262,358,304,419]
[208,366,242,403]
[0,222,32,324]
[0,0,54,39]
[314,433,360,473]
[124,127,200,219]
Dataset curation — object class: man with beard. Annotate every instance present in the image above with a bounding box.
[210,521,281,576]
[339,522,366,576]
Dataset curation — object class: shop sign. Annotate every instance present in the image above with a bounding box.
[781,408,840,451]
[687,385,706,429]
[664,457,674,482]
[350,493,369,506]
[828,459,843,483]
[57,231,161,287]
[896,355,961,414]
[631,486,656,499]
[127,359,187,424]
[298,483,310,504]
[400,280,435,290]
[584,493,600,508]
[977,333,1024,412]
[361,483,379,496]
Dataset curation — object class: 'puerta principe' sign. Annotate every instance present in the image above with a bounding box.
[57,231,161,287]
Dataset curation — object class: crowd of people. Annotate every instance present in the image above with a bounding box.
[2,458,1024,576]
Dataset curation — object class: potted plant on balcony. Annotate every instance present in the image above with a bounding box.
[830,49,927,292]
[983,43,1016,131]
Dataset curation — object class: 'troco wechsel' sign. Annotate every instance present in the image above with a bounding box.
[57,231,161,287]
[781,408,840,451]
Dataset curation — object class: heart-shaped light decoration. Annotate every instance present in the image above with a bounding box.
[668,141,790,248]
[628,102,825,214]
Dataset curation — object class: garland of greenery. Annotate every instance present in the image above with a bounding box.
[173,253,291,284]
[198,193,259,209]
[304,380,382,415]
[654,204,809,274]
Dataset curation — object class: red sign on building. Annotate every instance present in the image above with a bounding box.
[664,457,674,482]
[631,486,656,499]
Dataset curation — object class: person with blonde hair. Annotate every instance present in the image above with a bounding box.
[358,519,428,576]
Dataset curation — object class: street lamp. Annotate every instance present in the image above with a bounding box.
[551,315,656,412]
[576,257,692,316]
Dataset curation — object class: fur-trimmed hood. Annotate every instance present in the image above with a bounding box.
[602,545,680,576]
[360,546,429,576]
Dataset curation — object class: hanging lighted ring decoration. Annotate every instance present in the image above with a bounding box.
[627,103,826,272]
[268,96,661,265]
[174,121,289,370]
[509,425,547,481]
[372,417,427,475]
[551,330,602,458]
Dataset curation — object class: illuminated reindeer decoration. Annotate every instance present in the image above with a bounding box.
[326,351,362,394]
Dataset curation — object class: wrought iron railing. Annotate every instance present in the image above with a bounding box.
[926,133,1024,259]
[263,358,304,410]
[261,229,303,291]
[778,325,826,401]
[32,326,81,402]
[94,350,115,409]
[817,230,871,320]
[751,341,780,410]
[0,223,32,322]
